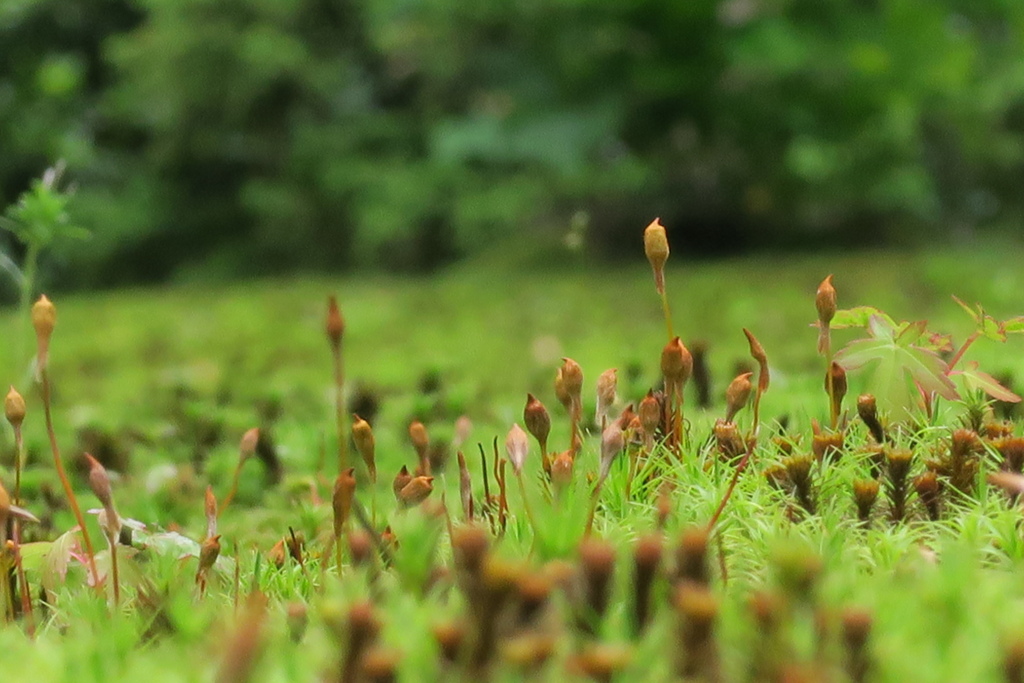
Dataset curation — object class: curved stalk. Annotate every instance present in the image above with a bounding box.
[40,367,100,589]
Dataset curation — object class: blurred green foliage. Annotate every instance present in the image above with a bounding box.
[3,0,1024,287]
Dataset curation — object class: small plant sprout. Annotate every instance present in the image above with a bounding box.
[644,217,674,339]
[32,295,101,590]
[221,427,260,514]
[550,450,574,495]
[826,361,848,429]
[205,486,218,539]
[523,393,551,472]
[505,423,538,533]
[84,453,122,605]
[351,415,377,521]
[816,274,837,357]
[4,386,26,502]
[326,295,348,472]
[505,423,528,476]
[857,394,886,443]
[638,390,661,451]
[351,415,376,483]
[852,479,880,526]
[558,358,584,450]
[196,534,222,594]
[816,275,837,419]
[409,420,430,475]
[742,329,771,436]
[393,466,412,502]
[885,449,913,523]
[724,372,753,424]
[584,421,625,536]
[332,467,356,569]
[398,476,434,508]
[596,368,618,431]
[661,337,693,448]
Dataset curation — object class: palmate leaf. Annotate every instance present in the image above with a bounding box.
[835,315,958,417]
[951,361,1022,403]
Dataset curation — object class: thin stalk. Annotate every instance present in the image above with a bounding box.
[335,531,343,573]
[706,438,756,531]
[13,533,34,635]
[233,545,241,612]
[583,472,612,537]
[332,343,347,474]
[569,398,581,453]
[40,367,100,589]
[675,391,685,452]
[108,532,120,607]
[660,289,674,341]
[13,427,23,505]
[370,484,378,528]
[1,556,12,623]
[824,342,837,430]
[946,332,980,375]
[514,473,539,538]
[751,388,763,440]
[220,465,243,516]
[11,425,26,619]
[625,447,639,502]
[715,532,729,586]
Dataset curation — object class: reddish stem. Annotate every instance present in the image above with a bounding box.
[946,332,980,375]
[706,439,756,532]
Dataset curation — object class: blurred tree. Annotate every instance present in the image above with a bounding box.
[3,0,1024,286]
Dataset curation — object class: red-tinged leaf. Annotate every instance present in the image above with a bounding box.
[895,320,928,346]
[36,528,82,592]
[951,361,1022,403]
[901,346,958,400]
[925,332,954,354]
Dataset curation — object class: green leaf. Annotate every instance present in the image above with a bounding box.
[979,312,1007,342]
[951,361,1022,403]
[868,314,898,341]
[952,296,1010,341]
[831,306,886,329]
[1004,317,1024,334]
[835,323,958,418]
[895,320,928,345]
